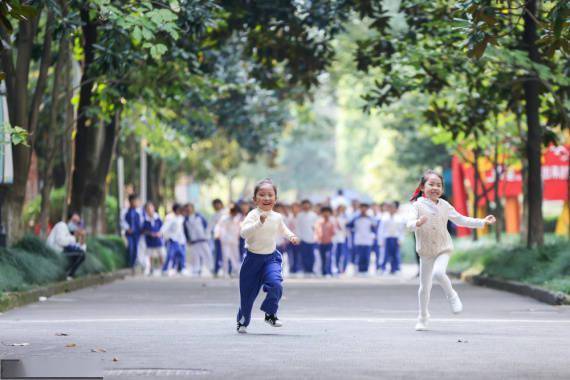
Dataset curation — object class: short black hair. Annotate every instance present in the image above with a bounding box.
[128,194,139,203]
[212,198,223,206]
[321,206,333,214]
[172,203,181,213]
[360,203,370,208]
[301,199,311,205]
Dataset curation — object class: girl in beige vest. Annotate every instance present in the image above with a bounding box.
[407,170,496,331]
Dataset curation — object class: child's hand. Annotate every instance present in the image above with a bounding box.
[290,236,300,245]
[484,215,496,225]
[416,216,428,227]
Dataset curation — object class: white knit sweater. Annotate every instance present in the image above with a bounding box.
[240,208,296,254]
[406,197,485,258]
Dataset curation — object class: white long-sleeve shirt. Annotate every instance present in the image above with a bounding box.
[161,213,186,245]
[295,211,319,243]
[240,208,296,254]
[46,221,80,253]
[215,214,240,245]
[379,213,406,244]
[407,197,485,258]
[348,214,376,246]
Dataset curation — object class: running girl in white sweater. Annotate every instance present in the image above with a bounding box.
[407,170,496,331]
[236,179,300,333]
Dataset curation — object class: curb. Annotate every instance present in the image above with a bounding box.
[470,275,570,306]
[0,268,133,313]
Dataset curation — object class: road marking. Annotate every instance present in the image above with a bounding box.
[0,317,569,324]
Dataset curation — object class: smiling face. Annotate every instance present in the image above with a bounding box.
[254,183,277,212]
[421,173,444,201]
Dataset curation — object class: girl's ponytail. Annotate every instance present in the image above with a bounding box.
[410,186,423,202]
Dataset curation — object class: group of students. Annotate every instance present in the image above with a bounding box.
[235,172,496,333]
[121,191,408,279]
[274,199,406,278]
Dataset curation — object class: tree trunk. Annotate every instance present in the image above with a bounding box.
[472,148,480,241]
[39,28,69,237]
[82,110,121,234]
[0,11,52,243]
[522,0,544,247]
[70,6,98,214]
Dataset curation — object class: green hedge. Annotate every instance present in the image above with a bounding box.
[0,234,127,294]
[449,235,570,294]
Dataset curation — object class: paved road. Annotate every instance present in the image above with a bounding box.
[1,270,569,379]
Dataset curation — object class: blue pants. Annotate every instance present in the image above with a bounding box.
[239,237,246,260]
[237,250,283,326]
[381,237,401,273]
[334,241,349,273]
[126,234,140,268]
[355,245,372,273]
[373,239,381,269]
[319,243,333,276]
[300,241,315,273]
[288,243,301,273]
[162,241,186,272]
[213,239,223,275]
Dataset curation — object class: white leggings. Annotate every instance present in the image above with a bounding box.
[418,253,457,319]
[221,242,241,275]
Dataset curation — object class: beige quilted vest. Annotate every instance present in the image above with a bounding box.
[412,199,454,258]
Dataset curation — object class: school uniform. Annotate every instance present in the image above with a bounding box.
[314,217,336,276]
[124,207,142,268]
[333,214,349,274]
[214,214,241,275]
[347,213,377,273]
[237,208,295,327]
[142,213,165,263]
[186,212,213,275]
[295,210,319,274]
[286,215,301,274]
[161,213,186,272]
[209,210,225,276]
[379,213,405,273]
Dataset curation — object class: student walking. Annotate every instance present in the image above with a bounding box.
[379,201,405,274]
[161,203,187,275]
[124,194,142,268]
[296,200,319,275]
[184,203,212,276]
[142,201,165,276]
[347,203,377,274]
[214,204,242,277]
[314,206,336,276]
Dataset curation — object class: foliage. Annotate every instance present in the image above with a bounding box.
[0,235,126,293]
[449,235,570,294]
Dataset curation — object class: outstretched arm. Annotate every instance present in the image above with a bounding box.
[448,204,494,229]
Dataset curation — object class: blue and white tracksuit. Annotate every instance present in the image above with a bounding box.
[347,214,377,273]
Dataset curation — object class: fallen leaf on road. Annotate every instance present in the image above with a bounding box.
[91,348,107,353]
[65,343,77,348]
[3,342,30,347]
[55,333,69,336]
[457,339,469,343]
[112,357,119,362]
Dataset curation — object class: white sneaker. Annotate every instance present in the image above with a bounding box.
[237,323,247,334]
[448,293,463,314]
[415,317,429,331]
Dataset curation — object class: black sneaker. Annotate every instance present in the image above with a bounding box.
[237,322,247,334]
[264,313,283,327]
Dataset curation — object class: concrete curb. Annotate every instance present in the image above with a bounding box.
[449,270,570,306]
[0,268,132,312]
[470,275,570,306]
